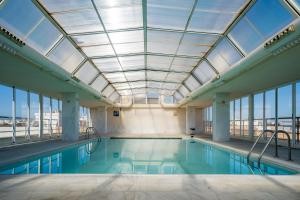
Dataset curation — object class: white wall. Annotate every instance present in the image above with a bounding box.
[106,107,186,136]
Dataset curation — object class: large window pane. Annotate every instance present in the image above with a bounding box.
[234,99,241,136]
[265,90,276,131]
[254,93,264,136]
[16,89,28,139]
[277,84,293,140]
[30,92,40,137]
[229,0,296,54]
[51,99,61,137]
[0,85,12,139]
[43,96,51,137]
[230,101,234,136]
[241,96,249,136]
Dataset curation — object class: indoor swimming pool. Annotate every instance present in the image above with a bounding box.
[0,138,296,175]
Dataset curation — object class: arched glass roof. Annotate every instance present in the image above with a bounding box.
[0,0,299,104]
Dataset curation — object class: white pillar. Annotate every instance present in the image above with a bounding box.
[62,93,79,141]
[213,93,230,142]
[90,106,107,134]
[186,106,196,135]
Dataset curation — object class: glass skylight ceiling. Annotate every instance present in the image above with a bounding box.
[0,0,298,104]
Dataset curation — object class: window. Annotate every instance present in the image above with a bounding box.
[43,96,51,136]
[229,0,296,54]
[241,96,249,136]
[277,84,293,140]
[203,106,213,134]
[163,96,174,104]
[15,89,28,139]
[0,85,12,139]
[30,92,40,137]
[193,61,216,84]
[254,93,264,136]
[234,99,241,136]
[51,99,61,136]
[265,89,276,131]
[230,101,234,135]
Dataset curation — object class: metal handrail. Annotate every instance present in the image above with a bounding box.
[85,127,96,139]
[247,129,274,164]
[86,137,101,154]
[257,130,292,167]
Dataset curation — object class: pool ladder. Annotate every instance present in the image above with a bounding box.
[247,130,292,168]
[85,127,97,139]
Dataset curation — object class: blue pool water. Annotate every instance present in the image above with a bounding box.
[0,138,296,175]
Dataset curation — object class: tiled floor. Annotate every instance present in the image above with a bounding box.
[0,174,299,200]
[0,135,300,200]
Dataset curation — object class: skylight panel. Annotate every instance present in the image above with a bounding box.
[193,61,217,84]
[184,76,201,91]
[72,33,109,47]
[0,0,43,39]
[95,0,143,30]
[90,75,108,93]
[174,91,183,101]
[207,38,243,74]
[109,30,144,55]
[161,90,174,96]
[93,57,122,72]
[177,33,219,57]
[47,38,85,73]
[113,83,131,90]
[109,91,120,102]
[165,72,189,83]
[38,0,93,13]
[147,81,162,89]
[228,0,296,54]
[147,71,168,81]
[119,90,132,96]
[124,71,145,81]
[102,85,115,97]
[82,45,115,57]
[147,55,173,71]
[26,19,63,55]
[119,56,145,71]
[147,0,194,30]
[288,0,300,11]
[162,83,180,90]
[148,30,182,54]
[52,9,104,34]
[178,85,190,97]
[171,57,199,72]
[188,0,248,33]
[74,61,98,85]
[132,88,146,95]
[0,0,62,54]
[113,42,144,55]
[130,81,146,88]
[104,73,127,83]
